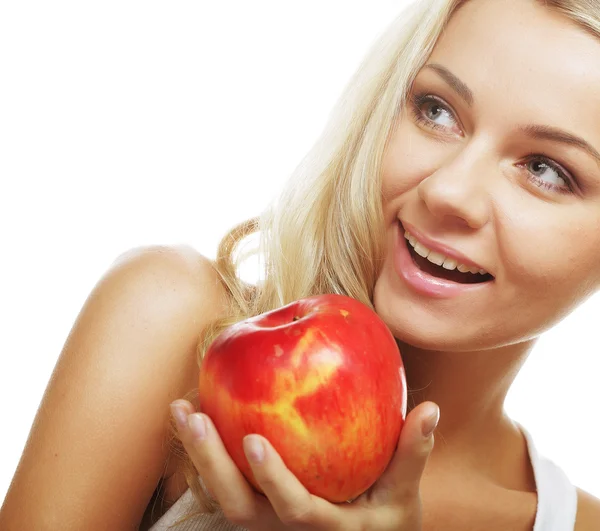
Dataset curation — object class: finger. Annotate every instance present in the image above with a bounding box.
[370,401,439,503]
[170,401,269,527]
[243,434,341,529]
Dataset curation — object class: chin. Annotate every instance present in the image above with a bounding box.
[373,286,496,352]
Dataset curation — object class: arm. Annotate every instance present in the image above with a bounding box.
[0,245,229,531]
[575,487,600,531]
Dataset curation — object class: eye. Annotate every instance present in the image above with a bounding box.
[409,93,461,134]
[409,92,578,196]
[520,156,575,195]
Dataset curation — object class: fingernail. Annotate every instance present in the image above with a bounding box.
[170,402,188,429]
[422,405,440,438]
[243,435,265,464]
[188,413,208,440]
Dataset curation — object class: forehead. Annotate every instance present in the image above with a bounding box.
[424,0,600,130]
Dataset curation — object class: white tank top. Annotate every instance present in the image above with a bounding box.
[148,423,578,531]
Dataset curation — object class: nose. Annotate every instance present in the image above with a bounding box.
[417,142,493,230]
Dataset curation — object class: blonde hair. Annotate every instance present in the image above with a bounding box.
[161,0,600,525]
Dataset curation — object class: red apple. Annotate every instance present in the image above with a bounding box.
[198,293,407,503]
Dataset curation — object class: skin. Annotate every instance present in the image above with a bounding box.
[375,0,600,491]
[170,0,600,529]
[3,2,600,529]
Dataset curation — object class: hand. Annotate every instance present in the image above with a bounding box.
[170,399,439,531]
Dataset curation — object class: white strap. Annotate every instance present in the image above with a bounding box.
[519,424,578,531]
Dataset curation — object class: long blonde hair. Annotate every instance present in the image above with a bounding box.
[162,0,600,524]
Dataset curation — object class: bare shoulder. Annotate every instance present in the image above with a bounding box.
[112,244,227,304]
[575,487,600,530]
[108,244,231,351]
[0,245,230,531]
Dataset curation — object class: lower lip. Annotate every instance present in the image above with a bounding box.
[393,221,494,299]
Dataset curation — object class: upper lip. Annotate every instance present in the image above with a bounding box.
[400,220,493,276]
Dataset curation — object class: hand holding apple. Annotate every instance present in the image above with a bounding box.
[197,293,409,502]
[170,397,440,531]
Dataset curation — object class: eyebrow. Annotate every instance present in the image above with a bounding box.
[421,62,600,166]
[518,124,600,166]
[423,63,474,107]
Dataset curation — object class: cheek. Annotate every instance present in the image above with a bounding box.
[500,217,599,306]
[381,120,444,199]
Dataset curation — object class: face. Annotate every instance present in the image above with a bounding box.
[374,0,600,351]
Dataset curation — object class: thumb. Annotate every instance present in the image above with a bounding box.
[371,401,440,503]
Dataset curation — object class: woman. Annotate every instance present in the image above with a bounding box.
[1,0,599,529]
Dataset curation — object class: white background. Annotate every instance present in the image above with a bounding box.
[1,0,599,508]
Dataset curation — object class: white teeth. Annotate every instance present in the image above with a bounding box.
[404,230,489,276]
[442,258,458,270]
[426,251,446,266]
[414,242,429,258]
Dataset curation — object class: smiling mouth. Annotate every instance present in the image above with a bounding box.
[407,244,491,283]
[403,232,494,284]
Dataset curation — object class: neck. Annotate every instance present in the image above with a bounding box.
[397,338,538,489]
